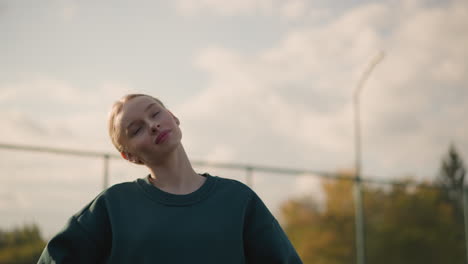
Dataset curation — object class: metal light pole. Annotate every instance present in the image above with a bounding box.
[463,187,468,264]
[103,154,110,190]
[353,51,385,264]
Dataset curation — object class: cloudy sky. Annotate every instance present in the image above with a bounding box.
[1,0,467,238]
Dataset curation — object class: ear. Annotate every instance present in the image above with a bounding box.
[121,151,143,164]
[120,152,129,160]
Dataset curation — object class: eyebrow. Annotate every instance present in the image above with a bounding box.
[125,103,158,131]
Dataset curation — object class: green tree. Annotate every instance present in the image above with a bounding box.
[434,144,467,263]
[281,170,464,264]
[436,144,466,207]
[281,171,356,264]
[365,182,464,264]
[0,224,46,264]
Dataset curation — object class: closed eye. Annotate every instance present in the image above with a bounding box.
[152,112,160,118]
[132,127,141,135]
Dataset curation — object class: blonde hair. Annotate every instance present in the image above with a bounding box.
[108,94,165,153]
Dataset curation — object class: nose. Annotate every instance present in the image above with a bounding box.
[150,123,161,134]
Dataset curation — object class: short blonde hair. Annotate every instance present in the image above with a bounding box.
[108,94,165,153]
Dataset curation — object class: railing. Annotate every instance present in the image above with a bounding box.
[1,142,467,263]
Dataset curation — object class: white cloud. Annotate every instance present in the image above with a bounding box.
[202,144,236,162]
[176,0,275,16]
[175,0,326,21]
[61,5,77,21]
[280,0,307,20]
[0,191,30,210]
[0,76,139,150]
[56,0,78,21]
[179,0,468,181]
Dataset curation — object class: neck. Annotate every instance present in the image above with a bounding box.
[146,143,204,194]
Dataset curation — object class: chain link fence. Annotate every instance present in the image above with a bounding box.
[1,143,466,264]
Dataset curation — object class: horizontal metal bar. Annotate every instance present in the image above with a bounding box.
[0,142,118,158]
[0,142,458,189]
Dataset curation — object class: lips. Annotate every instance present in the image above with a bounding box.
[155,130,171,144]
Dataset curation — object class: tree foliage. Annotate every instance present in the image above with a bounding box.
[281,171,356,264]
[0,224,46,264]
[281,145,467,264]
[436,144,466,192]
[436,144,466,217]
[364,182,464,264]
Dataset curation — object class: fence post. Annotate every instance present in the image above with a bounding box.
[246,167,253,188]
[463,186,468,264]
[354,176,366,264]
[103,154,110,190]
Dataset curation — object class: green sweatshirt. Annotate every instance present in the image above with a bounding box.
[38,173,303,264]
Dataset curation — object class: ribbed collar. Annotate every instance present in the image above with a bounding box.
[136,173,217,206]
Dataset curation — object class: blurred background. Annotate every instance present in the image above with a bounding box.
[1,0,467,263]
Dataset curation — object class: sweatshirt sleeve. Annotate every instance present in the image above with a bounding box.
[243,190,303,264]
[37,193,112,264]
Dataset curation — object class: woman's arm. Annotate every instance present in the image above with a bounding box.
[37,194,112,264]
[243,191,303,264]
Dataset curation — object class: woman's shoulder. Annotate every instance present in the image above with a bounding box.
[205,173,255,197]
[105,180,140,194]
[77,180,139,210]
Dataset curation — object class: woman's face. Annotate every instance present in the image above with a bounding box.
[115,95,182,165]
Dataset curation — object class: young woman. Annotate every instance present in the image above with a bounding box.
[38,94,303,264]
